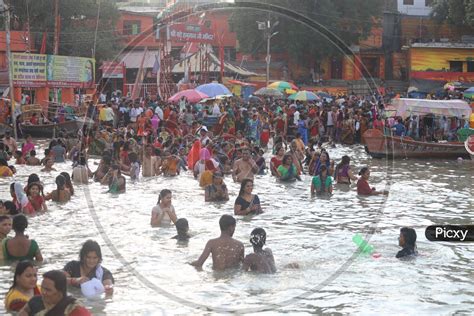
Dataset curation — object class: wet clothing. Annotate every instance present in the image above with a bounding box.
[357,178,374,195]
[4,286,41,312]
[396,247,418,259]
[26,295,91,316]
[312,175,333,194]
[151,204,176,225]
[51,144,66,163]
[3,239,39,261]
[63,260,114,284]
[277,164,297,181]
[235,195,261,214]
[336,165,351,183]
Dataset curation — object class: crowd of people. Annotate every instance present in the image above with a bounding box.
[0,89,432,314]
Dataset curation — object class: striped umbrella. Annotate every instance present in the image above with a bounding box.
[168,89,209,103]
[254,87,285,98]
[268,81,299,92]
[288,90,320,101]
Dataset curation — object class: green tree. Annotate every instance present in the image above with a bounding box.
[430,0,474,28]
[229,0,383,66]
[6,0,122,63]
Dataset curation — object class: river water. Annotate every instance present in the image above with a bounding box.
[0,142,472,315]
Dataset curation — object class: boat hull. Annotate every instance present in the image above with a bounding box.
[20,118,93,138]
[363,129,470,159]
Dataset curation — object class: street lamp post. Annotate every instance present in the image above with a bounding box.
[257,20,278,86]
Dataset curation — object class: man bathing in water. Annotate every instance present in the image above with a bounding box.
[232,148,259,183]
[191,215,244,271]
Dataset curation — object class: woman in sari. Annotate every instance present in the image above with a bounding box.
[234,179,262,216]
[276,154,301,182]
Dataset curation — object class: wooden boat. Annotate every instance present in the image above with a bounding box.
[465,134,474,160]
[363,129,470,159]
[20,118,94,138]
[19,103,93,137]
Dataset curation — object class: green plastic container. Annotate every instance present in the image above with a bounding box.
[352,233,375,254]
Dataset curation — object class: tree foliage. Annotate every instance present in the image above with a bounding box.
[6,0,122,63]
[430,0,474,28]
[229,0,383,66]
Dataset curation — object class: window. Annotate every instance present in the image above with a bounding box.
[224,47,236,62]
[403,0,414,5]
[425,0,433,6]
[467,61,474,72]
[449,61,463,72]
[123,20,141,35]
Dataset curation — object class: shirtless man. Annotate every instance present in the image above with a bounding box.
[142,145,161,177]
[191,215,244,271]
[232,148,259,183]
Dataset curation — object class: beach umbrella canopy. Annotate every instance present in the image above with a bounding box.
[168,89,209,104]
[288,90,320,101]
[285,88,297,95]
[316,91,332,98]
[268,81,299,92]
[249,95,262,103]
[196,83,232,97]
[254,87,284,98]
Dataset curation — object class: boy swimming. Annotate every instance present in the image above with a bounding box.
[172,218,190,241]
[242,228,276,274]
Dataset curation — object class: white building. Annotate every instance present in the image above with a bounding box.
[397,0,432,16]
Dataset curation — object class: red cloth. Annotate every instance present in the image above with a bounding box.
[357,178,374,195]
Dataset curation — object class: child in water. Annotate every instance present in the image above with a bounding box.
[243,228,276,274]
[172,218,190,241]
[396,227,418,259]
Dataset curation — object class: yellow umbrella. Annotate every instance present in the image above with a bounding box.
[285,89,297,95]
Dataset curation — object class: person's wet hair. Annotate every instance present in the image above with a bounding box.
[250,228,266,249]
[358,167,369,176]
[79,240,103,264]
[12,214,28,233]
[157,189,172,204]
[400,227,417,248]
[55,175,66,190]
[43,270,67,296]
[60,172,73,191]
[3,201,17,215]
[219,214,236,231]
[175,218,189,234]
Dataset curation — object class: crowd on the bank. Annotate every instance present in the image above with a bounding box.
[0,89,436,314]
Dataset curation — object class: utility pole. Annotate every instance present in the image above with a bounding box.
[2,0,18,140]
[54,0,59,55]
[53,0,59,102]
[258,19,279,86]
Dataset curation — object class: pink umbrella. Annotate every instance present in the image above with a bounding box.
[168,89,209,103]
